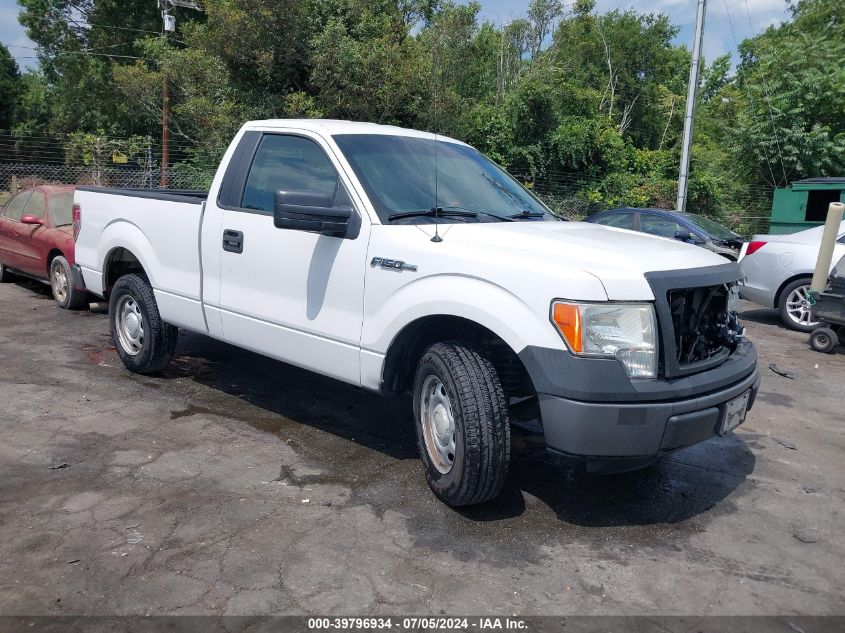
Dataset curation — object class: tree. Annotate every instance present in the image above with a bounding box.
[527,0,563,61]
[11,71,50,134]
[0,44,21,130]
[727,0,845,185]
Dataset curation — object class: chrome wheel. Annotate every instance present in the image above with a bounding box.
[51,261,68,304]
[115,295,145,356]
[420,375,456,474]
[785,284,819,329]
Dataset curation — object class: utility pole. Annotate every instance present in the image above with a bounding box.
[676,0,707,213]
[157,0,201,188]
[159,4,175,188]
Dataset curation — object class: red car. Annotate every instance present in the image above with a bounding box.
[0,185,88,309]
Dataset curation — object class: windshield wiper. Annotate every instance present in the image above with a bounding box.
[440,206,514,222]
[387,207,477,222]
[387,206,516,223]
[507,210,547,220]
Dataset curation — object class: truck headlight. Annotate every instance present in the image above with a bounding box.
[551,302,658,379]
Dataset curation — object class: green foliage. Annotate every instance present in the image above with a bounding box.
[64,131,149,167]
[0,44,21,130]
[5,0,842,230]
[727,0,845,185]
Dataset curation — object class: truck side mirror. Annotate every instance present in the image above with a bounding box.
[273,190,355,239]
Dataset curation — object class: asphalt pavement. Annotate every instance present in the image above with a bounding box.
[0,278,842,616]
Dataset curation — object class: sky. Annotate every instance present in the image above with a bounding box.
[1,0,791,72]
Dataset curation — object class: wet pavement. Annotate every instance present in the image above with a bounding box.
[0,279,843,615]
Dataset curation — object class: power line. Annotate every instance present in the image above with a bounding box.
[75,23,163,35]
[721,0,778,187]
[741,0,788,185]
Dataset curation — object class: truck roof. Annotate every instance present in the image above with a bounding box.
[245,119,469,146]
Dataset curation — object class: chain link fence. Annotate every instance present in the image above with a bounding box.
[526,171,774,235]
[0,162,213,195]
[0,160,773,235]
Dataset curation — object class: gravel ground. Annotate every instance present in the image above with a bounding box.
[0,278,842,616]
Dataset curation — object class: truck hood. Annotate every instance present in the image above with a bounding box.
[420,220,733,300]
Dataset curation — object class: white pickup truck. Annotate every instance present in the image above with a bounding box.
[74,119,760,506]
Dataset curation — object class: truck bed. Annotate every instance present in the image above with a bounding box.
[74,186,209,332]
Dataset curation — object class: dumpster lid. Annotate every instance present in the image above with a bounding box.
[794,177,845,185]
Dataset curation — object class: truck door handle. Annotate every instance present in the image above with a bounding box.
[222,229,243,253]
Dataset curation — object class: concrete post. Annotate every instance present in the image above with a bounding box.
[811,201,845,293]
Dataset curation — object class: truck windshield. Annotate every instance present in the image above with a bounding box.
[332,134,556,224]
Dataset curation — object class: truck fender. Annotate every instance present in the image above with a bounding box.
[360,274,563,391]
[98,219,161,292]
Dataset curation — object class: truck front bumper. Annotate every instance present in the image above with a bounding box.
[539,366,760,460]
[519,340,760,464]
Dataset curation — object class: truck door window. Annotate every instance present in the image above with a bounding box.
[22,190,47,219]
[3,191,32,221]
[241,135,339,213]
[640,214,683,238]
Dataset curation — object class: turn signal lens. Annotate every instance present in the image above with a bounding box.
[552,302,582,353]
[551,301,658,379]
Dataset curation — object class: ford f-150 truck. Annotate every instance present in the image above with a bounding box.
[74,119,760,507]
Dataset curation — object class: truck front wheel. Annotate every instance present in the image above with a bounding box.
[413,341,510,507]
[109,274,178,374]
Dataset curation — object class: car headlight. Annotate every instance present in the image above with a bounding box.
[551,301,658,379]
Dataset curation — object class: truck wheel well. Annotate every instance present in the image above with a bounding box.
[382,315,534,399]
[103,247,145,296]
[774,273,812,308]
[46,249,64,276]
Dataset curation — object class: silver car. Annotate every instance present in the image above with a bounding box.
[739,220,845,331]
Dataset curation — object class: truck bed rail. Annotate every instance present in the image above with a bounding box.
[75,186,208,204]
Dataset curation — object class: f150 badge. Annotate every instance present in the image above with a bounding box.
[370,257,417,272]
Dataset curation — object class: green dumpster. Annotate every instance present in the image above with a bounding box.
[770,177,845,234]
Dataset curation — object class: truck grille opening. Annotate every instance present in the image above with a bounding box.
[668,285,735,367]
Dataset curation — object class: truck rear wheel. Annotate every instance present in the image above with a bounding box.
[109,274,178,374]
[413,341,510,507]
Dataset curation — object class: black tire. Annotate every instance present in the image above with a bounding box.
[778,277,819,332]
[413,341,510,507]
[809,327,838,354]
[50,255,88,310]
[0,261,13,282]
[108,274,178,374]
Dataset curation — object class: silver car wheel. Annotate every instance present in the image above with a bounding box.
[420,375,456,474]
[115,295,145,356]
[51,261,68,304]
[785,284,820,328]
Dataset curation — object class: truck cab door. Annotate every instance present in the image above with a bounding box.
[212,131,369,386]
